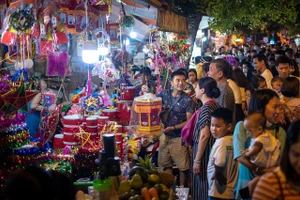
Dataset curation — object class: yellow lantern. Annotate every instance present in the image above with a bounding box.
[133,95,162,136]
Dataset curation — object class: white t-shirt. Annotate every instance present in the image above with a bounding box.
[249,131,281,168]
[207,135,238,199]
[227,79,242,104]
[261,69,273,89]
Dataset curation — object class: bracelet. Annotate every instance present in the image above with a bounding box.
[194,160,201,164]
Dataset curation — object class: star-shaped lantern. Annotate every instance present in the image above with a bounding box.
[1,82,37,113]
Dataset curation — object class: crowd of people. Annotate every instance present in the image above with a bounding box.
[156,43,300,199]
[2,44,300,200]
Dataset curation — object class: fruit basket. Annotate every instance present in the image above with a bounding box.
[118,157,177,200]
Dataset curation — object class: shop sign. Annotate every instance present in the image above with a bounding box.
[157,9,188,35]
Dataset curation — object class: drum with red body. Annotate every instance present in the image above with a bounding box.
[90,132,98,141]
[116,100,133,125]
[87,126,98,133]
[63,127,79,133]
[63,132,79,144]
[97,116,109,125]
[121,86,136,100]
[62,115,83,126]
[115,133,122,142]
[102,109,117,121]
[53,134,64,149]
[86,116,98,127]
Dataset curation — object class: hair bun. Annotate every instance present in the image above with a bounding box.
[212,87,220,98]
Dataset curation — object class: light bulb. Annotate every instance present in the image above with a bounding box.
[82,40,99,64]
[130,31,137,38]
[125,39,130,45]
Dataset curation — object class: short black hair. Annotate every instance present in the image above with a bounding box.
[177,68,188,79]
[253,54,268,67]
[281,77,299,98]
[211,108,233,125]
[195,56,201,64]
[211,58,231,78]
[140,67,151,76]
[276,55,291,66]
[275,50,285,55]
[171,70,186,80]
[251,75,266,90]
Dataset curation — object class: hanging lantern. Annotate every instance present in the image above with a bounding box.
[133,94,162,136]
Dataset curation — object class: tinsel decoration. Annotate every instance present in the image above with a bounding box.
[42,160,72,175]
[121,15,135,28]
[9,4,35,32]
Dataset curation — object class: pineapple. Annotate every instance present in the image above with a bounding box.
[159,171,175,188]
[137,156,158,175]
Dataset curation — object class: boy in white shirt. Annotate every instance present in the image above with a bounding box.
[207,108,238,200]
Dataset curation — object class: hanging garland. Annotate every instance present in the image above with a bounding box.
[9,4,35,32]
[121,15,135,28]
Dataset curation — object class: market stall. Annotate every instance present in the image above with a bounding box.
[0,0,191,199]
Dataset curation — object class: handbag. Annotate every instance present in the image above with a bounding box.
[159,94,183,124]
[181,109,200,146]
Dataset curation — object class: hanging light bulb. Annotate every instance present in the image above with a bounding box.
[125,38,130,45]
[82,40,99,64]
[130,31,137,38]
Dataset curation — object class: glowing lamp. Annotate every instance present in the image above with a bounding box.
[98,46,109,56]
[130,31,137,38]
[82,40,99,64]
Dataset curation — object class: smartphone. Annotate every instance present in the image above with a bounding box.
[239,187,251,199]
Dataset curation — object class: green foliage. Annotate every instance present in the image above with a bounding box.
[166,0,210,15]
[206,0,299,35]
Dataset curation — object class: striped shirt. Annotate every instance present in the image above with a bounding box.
[192,100,219,142]
[253,167,300,200]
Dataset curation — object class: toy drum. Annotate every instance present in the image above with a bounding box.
[63,132,79,144]
[63,115,83,126]
[87,126,98,133]
[90,132,98,141]
[97,116,109,125]
[116,100,133,125]
[115,125,123,133]
[102,109,117,121]
[63,127,79,133]
[115,133,122,142]
[86,116,98,126]
[121,86,136,100]
[53,134,64,149]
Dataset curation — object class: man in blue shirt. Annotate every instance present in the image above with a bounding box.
[157,70,195,187]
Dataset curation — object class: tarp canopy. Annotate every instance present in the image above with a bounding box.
[110,0,157,42]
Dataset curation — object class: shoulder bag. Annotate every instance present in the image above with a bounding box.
[159,94,183,124]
